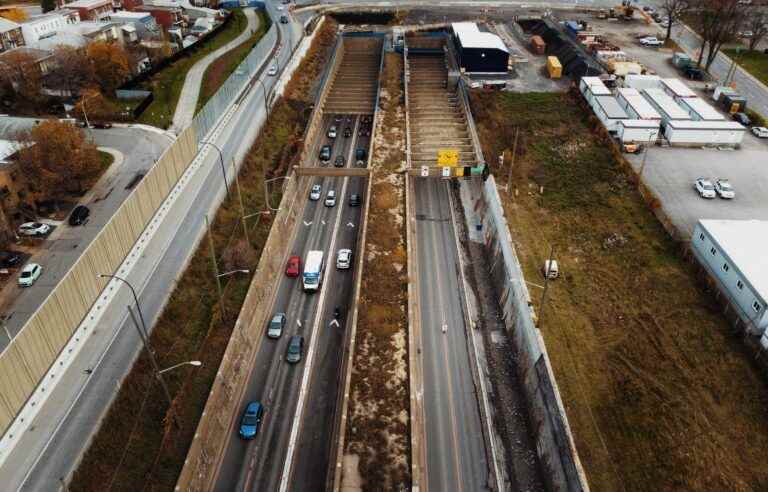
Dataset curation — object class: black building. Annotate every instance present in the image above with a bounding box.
[451,22,509,73]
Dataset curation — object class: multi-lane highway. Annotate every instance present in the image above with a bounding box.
[214,113,369,491]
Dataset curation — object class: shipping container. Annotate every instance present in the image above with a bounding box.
[663,120,745,146]
[720,93,747,113]
[617,119,661,144]
[616,87,662,120]
[676,96,726,121]
[547,56,562,78]
[530,35,545,54]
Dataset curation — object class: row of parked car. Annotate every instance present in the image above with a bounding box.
[693,177,736,199]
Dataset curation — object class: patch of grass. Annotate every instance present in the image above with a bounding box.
[196,11,270,113]
[723,49,768,86]
[471,91,768,491]
[136,10,251,129]
[70,18,338,492]
[98,149,114,169]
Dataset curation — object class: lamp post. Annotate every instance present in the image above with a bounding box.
[254,77,269,109]
[200,141,230,195]
[158,360,202,375]
[214,269,250,321]
[1,313,13,343]
[263,175,290,212]
[98,274,149,341]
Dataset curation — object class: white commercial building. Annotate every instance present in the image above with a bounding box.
[676,96,726,121]
[663,119,745,146]
[20,10,80,45]
[691,220,768,347]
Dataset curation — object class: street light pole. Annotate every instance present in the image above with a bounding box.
[263,175,290,212]
[98,274,149,342]
[200,141,230,195]
[1,313,13,343]
[254,78,269,109]
[127,305,174,411]
[158,360,202,375]
[205,214,225,320]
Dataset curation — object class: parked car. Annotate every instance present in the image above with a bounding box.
[0,250,22,268]
[267,64,278,76]
[751,126,768,138]
[267,313,286,338]
[694,177,717,198]
[348,193,361,207]
[684,67,705,80]
[327,125,337,139]
[286,255,301,277]
[714,178,735,199]
[309,184,322,200]
[325,190,336,207]
[18,222,51,237]
[355,148,367,166]
[285,335,303,363]
[733,112,751,127]
[343,126,352,138]
[238,401,264,439]
[280,14,289,24]
[319,144,332,161]
[69,205,90,226]
[639,37,664,47]
[18,263,42,287]
[334,154,346,168]
[336,248,352,269]
[91,121,112,129]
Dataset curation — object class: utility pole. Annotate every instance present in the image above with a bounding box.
[1,313,13,343]
[206,215,225,320]
[234,161,250,246]
[508,127,519,195]
[538,245,555,331]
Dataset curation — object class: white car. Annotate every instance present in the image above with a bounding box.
[324,190,336,207]
[18,263,42,287]
[18,222,51,236]
[267,64,278,76]
[714,178,735,199]
[751,126,768,138]
[327,126,337,139]
[336,249,352,269]
[694,177,717,199]
[639,37,664,47]
[309,184,321,201]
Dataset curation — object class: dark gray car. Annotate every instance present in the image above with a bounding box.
[286,335,303,363]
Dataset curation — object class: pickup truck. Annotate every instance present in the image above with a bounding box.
[639,37,664,47]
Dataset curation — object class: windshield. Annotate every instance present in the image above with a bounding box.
[701,182,714,190]
[719,182,732,190]
[20,271,31,278]
[243,416,258,426]
[288,344,299,354]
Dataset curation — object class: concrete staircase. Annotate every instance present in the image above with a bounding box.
[408,53,475,168]
[325,37,383,114]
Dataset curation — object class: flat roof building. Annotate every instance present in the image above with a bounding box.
[451,22,509,73]
[616,87,661,120]
[642,88,690,121]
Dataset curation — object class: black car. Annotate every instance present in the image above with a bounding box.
[355,148,367,162]
[0,251,22,268]
[280,15,288,24]
[92,121,113,129]
[684,67,705,80]
[343,126,352,138]
[319,144,332,161]
[334,155,346,168]
[733,112,751,126]
[348,194,361,207]
[69,205,90,226]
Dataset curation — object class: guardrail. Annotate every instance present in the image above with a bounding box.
[457,78,486,166]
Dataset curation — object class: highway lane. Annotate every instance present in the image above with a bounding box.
[213,113,368,491]
[414,177,488,492]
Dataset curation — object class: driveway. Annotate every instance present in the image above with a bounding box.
[0,119,172,350]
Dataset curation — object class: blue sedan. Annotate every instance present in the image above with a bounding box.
[239,401,264,440]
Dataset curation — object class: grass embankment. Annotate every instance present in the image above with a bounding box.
[196,11,270,113]
[723,49,768,86]
[70,18,338,492]
[137,10,251,128]
[470,91,768,491]
[344,52,410,488]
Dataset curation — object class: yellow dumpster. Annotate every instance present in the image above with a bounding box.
[547,56,562,79]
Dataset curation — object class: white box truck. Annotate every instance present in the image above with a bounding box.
[303,250,324,292]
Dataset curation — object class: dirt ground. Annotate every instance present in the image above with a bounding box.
[343,52,410,489]
[470,90,768,492]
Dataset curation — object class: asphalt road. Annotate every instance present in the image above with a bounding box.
[414,177,489,491]
[1,2,302,488]
[0,121,172,351]
[213,113,368,492]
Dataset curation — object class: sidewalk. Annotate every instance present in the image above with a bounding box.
[171,8,260,132]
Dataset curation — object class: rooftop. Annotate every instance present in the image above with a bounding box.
[677,96,726,121]
[643,88,690,120]
[0,46,54,62]
[699,220,768,303]
[65,0,112,8]
[110,10,153,19]
[0,17,19,32]
[660,78,697,98]
[617,87,661,120]
[0,139,21,163]
[22,9,79,25]
[594,95,628,119]
[452,22,509,53]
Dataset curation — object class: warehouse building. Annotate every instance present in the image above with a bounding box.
[691,220,768,348]
[451,22,509,73]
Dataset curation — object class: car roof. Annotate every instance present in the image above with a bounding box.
[272,313,285,321]
[245,401,262,412]
[289,335,302,344]
[22,263,39,271]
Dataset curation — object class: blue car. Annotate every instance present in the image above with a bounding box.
[238,401,264,440]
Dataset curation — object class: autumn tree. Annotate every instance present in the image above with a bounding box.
[86,41,130,92]
[0,50,44,104]
[0,7,28,22]
[660,0,689,41]
[744,10,768,51]
[16,120,101,203]
[693,0,745,71]
[48,45,94,95]
[40,0,56,13]
[74,87,117,121]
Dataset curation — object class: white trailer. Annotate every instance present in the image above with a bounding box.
[615,88,662,121]
[623,74,661,91]
[617,119,661,144]
[659,78,697,99]
[591,95,628,133]
[579,76,610,106]
[677,96,726,121]
[642,88,691,122]
[663,120,745,146]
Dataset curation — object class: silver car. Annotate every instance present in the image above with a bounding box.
[324,190,336,207]
[336,249,352,269]
[309,184,321,201]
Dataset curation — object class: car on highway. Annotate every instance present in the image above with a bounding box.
[0,250,22,268]
[336,248,352,269]
[286,255,301,277]
[752,126,768,138]
[18,222,51,237]
[714,178,735,199]
[280,14,288,24]
[355,148,367,166]
[238,401,264,440]
[694,177,717,199]
[325,190,336,207]
[327,126,337,139]
[309,184,322,200]
[319,145,331,161]
[267,64,278,76]
[733,112,751,127]
[18,263,42,287]
[69,205,90,226]
[286,335,303,363]
[639,37,664,47]
[334,154,346,168]
[344,126,352,138]
[348,193,361,207]
[267,313,286,338]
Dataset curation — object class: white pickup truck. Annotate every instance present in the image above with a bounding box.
[639,37,664,47]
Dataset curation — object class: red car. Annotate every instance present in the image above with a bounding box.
[286,255,301,277]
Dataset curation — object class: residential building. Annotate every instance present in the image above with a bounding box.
[32,21,121,50]
[0,139,35,238]
[20,10,81,46]
[135,0,186,30]
[0,18,25,53]
[0,46,55,75]
[110,10,160,39]
[62,0,114,21]
[691,220,768,343]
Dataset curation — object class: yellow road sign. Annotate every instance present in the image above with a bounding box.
[437,149,459,166]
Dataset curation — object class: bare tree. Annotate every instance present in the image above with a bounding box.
[694,0,745,71]
[660,0,690,41]
[47,46,94,96]
[744,10,768,51]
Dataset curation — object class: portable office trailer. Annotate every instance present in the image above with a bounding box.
[642,88,690,122]
[663,120,745,146]
[677,96,725,121]
[691,220,768,336]
[616,87,662,120]
[591,95,628,132]
[616,119,660,144]
[659,78,696,99]
[624,74,661,90]
[579,76,610,105]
